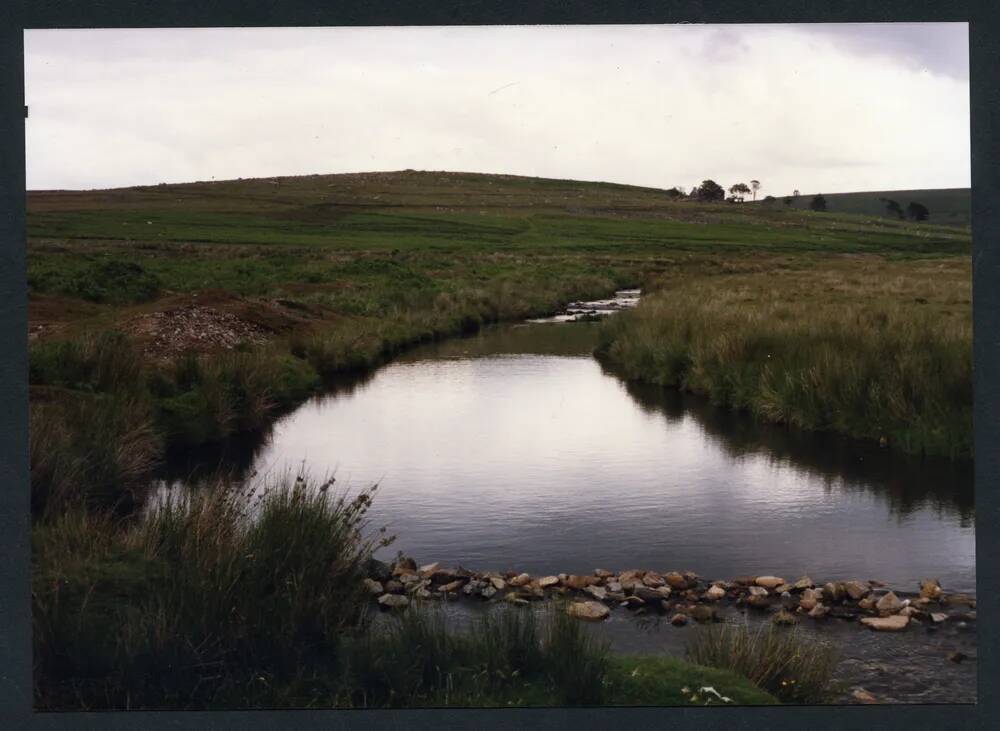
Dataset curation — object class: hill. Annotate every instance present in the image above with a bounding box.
[761,188,970,227]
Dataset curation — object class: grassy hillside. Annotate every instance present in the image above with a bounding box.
[762,187,970,226]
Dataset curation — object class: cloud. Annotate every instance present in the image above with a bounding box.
[24,24,970,195]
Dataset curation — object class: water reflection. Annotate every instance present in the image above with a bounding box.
[152,322,975,592]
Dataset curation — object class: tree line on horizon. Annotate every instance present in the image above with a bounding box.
[664,180,930,221]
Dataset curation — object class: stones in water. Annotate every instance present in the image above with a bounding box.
[843,580,870,600]
[563,574,599,590]
[920,579,943,600]
[505,593,529,606]
[755,576,785,590]
[377,593,409,609]
[808,603,830,620]
[664,572,688,589]
[481,585,498,600]
[417,561,440,577]
[438,579,465,594]
[538,575,560,588]
[489,576,506,591]
[363,578,384,595]
[567,601,610,621]
[861,615,910,631]
[670,613,689,626]
[792,576,814,591]
[823,582,843,602]
[705,584,726,601]
[508,573,532,587]
[930,612,948,623]
[385,580,404,594]
[875,591,903,616]
[584,585,608,601]
[852,688,878,704]
[799,588,822,611]
[642,571,666,587]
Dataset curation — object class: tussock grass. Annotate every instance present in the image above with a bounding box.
[686,622,839,704]
[33,476,391,709]
[598,258,972,457]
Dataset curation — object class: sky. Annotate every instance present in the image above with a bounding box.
[24,23,970,196]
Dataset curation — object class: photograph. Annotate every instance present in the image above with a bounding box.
[23,22,975,710]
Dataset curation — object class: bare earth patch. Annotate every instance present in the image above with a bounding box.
[126,304,269,359]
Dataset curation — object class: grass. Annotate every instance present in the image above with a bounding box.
[685,622,839,704]
[33,474,776,710]
[597,257,972,458]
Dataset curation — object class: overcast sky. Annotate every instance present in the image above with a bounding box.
[24,24,969,196]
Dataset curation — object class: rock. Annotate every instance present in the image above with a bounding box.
[594,568,614,579]
[481,585,498,600]
[944,593,975,607]
[417,561,440,577]
[621,595,645,609]
[682,571,699,585]
[823,582,843,602]
[584,585,608,601]
[664,571,688,589]
[563,574,599,590]
[858,597,877,611]
[522,582,545,598]
[377,593,409,609]
[633,585,669,602]
[399,573,421,585]
[438,579,465,594]
[406,579,430,594]
[363,578,384,595]
[689,605,716,623]
[429,568,457,584]
[792,576,814,591]
[366,557,393,582]
[876,591,903,616]
[538,575,560,588]
[392,557,417,575]
[748,594,771,609]
[920,578,943,601]
[504,593,529,606]
[508,573,532,587]
[385,580,404,594]
[772,609,798,626]
[947,651,967,664]
[748,586,769,598]
[416,588,433,600]
[930,612,948,623]
[618,569,643,584]
[755,576,785,590]
[808,603,830,619]
[606,581,623,593]
[899,606,920,618]
[567,601,610,621]
[852,688,878,704]
[861,615,910,631]
[463,580,484,596]
[489,576,506,591]
[670,613,689,626]
[733,575,756,586]
[775,584,794,594]
[605,591,626,602]
[705,585,726,601]
[843,581,870,600]
[642,572,666,587]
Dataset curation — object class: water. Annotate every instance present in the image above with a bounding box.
[154,315,975,594]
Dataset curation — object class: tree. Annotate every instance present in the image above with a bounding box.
[907,201,930,222]
[762,195,777,204]
[665,186,686,199]
[750,180,761,201]
[810,194,827,212]
[696,179,725,202]
[880,197,904,220]
[728,182,751,202]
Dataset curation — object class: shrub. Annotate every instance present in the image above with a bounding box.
[685,622,838,703]
[68,259,161,304]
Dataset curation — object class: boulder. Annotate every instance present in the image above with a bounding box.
[385,580,404,594]
[438,579,465,594]
[633,585,670,602]
[366,557,393,582]
[489,576,507,591]
[563,574,599,590]
[875,591,903,616]
[930,612,948,623]
[392,557,417,575]
[792,576,814,591]
[417,561,440,577]
[567,601,610,621]
[642,572,666,587]
[416,588,433,600]
[858,597,877,611]
[748,586,769,598]
[463,580,484,596]
[621,595,645,609]
[919,578,943,601]
[594,568,615,579]
[377,593,409,609]
[584,585,608,601]
[852,689,878,704]
[481,585,498,600]
[363,578,384,595]
[406,579,430,594]
[508,573,532,587]
[705,585,726,601]
[823,582,843,602]
[664,572,688,589]
[808,603,830,619]
[944,593,975,607]
[755,576,785,590]
[606,581,623,593]
[748,594,771,609]
[504,593,529,606]
[538,575,560,588]
[843,581,870,600]
[775,584,794,594]
[399,573,421,585]
[861,615,909,631]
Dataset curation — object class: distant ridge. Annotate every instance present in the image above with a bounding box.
[760,188,970,226]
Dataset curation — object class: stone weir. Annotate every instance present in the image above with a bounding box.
[364,559,976,632]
